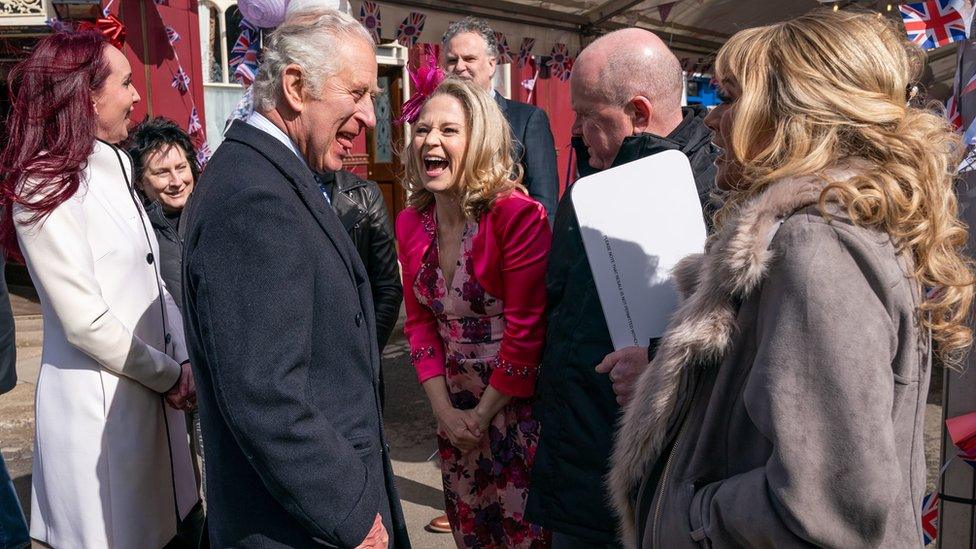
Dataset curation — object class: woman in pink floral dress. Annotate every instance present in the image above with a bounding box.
[396,77,552,548]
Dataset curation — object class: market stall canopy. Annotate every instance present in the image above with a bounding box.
[372,0,957,91]
[372,0,829,57]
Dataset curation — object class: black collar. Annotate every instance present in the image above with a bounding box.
[494,92,509,112]
[318,170,369,193]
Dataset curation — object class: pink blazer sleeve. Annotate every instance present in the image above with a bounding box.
[395,209,446,384]
[486,197,552,397]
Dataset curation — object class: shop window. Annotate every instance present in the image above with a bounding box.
[199,0,245,86]
[201,3,223,83]
[224,5,244,82]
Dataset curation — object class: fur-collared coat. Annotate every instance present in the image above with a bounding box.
[609,168,931,548]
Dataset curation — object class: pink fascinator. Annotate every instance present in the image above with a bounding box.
[396,54,445,125]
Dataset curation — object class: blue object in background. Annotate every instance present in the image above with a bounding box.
[686,75,721,108]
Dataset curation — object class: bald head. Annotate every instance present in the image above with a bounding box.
[570,28,686,169]
[574,28,684,116]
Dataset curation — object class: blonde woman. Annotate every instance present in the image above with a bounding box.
[396,77,552,547]
[608,10,974,549]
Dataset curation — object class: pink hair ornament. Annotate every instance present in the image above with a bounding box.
[396,54,445,125]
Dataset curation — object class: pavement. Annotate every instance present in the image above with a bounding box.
[0,286,455,548]
[0,284,947,548]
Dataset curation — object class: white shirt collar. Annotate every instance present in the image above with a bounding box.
[245,112,304,163]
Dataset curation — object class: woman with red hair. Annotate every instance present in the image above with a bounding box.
[0,31,199,547]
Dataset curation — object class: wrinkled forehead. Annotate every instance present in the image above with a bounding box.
[570,77,611,112]
[446,32,489,56]
[336,40,379,86]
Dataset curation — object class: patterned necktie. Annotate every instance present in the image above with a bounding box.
[316,174,333,207]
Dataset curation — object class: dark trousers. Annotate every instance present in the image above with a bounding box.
[0,453,28,549]
[551,531,623,549]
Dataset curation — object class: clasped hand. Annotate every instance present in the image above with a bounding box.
[165,362,196,412]
[436,407,485,452]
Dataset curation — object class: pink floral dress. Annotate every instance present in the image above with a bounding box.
[415,217,550,549]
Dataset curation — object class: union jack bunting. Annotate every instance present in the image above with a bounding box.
[235,50,259,86]
[229,21,253,69]
[188,106,202,135]
[547,43,572,82]
[920,491,939,545]
[358,1,381,44]
[171,67,190,93]
[395,12,426,47]
[230,20,260,86]
[947,92,963,130]
[899,0,967,51]
[165,25,180,45]
[495,32,512,64]
[963,71,976,95]
[518,37,535,68]
[196,141,212,167]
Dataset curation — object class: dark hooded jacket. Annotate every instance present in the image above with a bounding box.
[525,107,718,543]
[145,200,184,308]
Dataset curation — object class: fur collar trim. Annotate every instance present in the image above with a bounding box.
[607,167,861,546]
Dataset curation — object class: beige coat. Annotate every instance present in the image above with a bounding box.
[610,167,930,548]
[16,141,198,548]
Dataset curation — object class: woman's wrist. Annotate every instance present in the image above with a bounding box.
[431,400,454,418]
[471,406,491,428]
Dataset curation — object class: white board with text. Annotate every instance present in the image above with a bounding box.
[572,150,708,350]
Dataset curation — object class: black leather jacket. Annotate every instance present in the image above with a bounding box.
[321,170,402,352]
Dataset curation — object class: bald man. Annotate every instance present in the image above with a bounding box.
[526,29,718,548]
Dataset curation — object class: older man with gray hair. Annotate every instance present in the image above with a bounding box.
[442,16,560,220]
[526,28,718,548]
[181,9,409,548]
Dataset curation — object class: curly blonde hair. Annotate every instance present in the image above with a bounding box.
[402,77,523,219]
[714,9,974,364]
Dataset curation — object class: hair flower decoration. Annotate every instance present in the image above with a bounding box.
[396,54,445,125]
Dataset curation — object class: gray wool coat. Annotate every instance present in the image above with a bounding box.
[609,167,931,548]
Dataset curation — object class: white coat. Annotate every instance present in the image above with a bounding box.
[15,140,199,548]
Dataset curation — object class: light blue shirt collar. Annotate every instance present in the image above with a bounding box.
[245,112,304,163]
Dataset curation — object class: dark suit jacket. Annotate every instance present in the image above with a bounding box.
[0,255,15,395]
[181,121,409,548]
[495,94,559,220]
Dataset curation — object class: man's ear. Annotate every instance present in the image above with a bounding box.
[487,55,498,78]
[280,64,306,114]
[628,95,653,134]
